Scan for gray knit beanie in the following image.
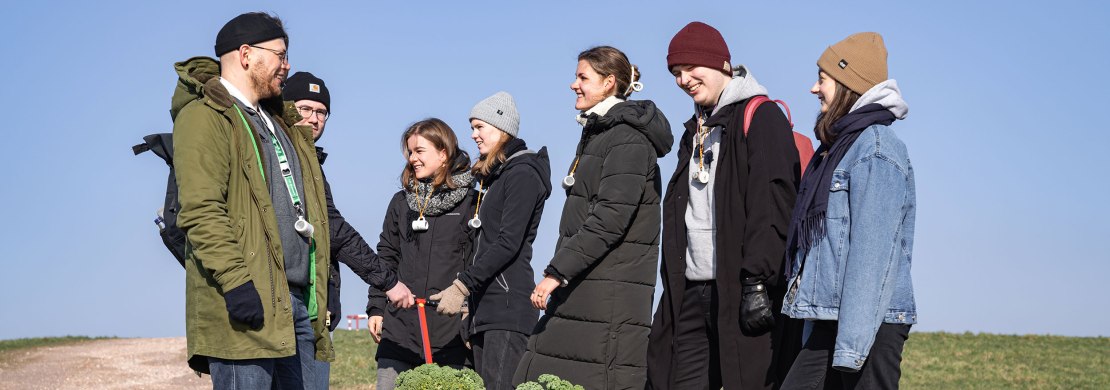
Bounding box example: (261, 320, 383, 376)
(469, 91, 520, 137)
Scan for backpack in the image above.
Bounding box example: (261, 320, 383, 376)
(133, 133, 187, 268)
(743, 96, 815, 177)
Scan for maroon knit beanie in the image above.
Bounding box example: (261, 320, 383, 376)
(667, 22, 731, 74)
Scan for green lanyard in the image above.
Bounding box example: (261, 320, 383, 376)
(234, 105, 304, 217)
(234, 105, 319, 321)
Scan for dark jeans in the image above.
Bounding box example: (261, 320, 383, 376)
(669, 280, 722, 390)
(472, 330, 529, 390)
(209, 290, 327, 389)
(781, 321, 910, 390)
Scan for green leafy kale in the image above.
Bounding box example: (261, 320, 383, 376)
(395, 363, 484, 389)
(515, 374, 585, 390)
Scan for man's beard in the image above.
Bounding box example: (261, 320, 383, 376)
(249, 66, 283, 100)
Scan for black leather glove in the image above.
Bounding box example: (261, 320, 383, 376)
(224, 281, 264, 329)
(739, 277, 774, 334)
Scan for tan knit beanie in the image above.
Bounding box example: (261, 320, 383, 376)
(817, 32, 888, 95)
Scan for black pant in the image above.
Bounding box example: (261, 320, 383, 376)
(781, 321, 910, 390)
(471, 330, 528, 390)
(669, 280, 722, 390)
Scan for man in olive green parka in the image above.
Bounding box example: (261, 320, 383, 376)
(172, 12, 332, 388)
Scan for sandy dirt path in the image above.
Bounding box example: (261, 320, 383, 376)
(0, 338, 209, 390)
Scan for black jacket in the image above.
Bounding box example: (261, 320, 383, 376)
(317, 147, 399, 326)
(368, 185, 476, 357)
(458, 138, 551, 337)
(646, 99, 802, 389)
(514, 100, 673, 389)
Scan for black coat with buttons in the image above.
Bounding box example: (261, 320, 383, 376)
(646, 98, 803, 389)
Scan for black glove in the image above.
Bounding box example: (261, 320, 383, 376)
(327, 281, 341, 331)
(224, 281, 264, 329)
(739, 277, 774, 334)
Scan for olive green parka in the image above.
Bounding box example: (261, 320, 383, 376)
(171, 56, 332, 373)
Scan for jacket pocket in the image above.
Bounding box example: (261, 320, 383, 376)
(826, 170, 851, 219)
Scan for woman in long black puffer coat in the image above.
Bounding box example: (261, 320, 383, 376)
(513, 46, 673, 390)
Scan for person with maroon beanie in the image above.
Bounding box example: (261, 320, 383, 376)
(647, 21, 804, 389)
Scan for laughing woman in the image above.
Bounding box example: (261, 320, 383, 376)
(513, 46, 673, 389)
(780, 33, 916, 389)
(430, 92, 552, 390)
(368, 118, 476, 390)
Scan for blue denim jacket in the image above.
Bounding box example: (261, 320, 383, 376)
(781, 124, 917, 372)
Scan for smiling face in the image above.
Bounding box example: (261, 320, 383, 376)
(470, 119, 504, 156)
(570, 60, 615, 111)
(671, 64, 730, 108)
(811, 70, 838, 113)
(406, 134, 448, 180)
(246, 38, 290, 100)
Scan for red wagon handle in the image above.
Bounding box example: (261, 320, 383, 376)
(415, 298, 434, 364)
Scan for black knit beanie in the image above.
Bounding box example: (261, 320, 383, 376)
(283, 72, 330, 111)
(214, 12, 288, 57)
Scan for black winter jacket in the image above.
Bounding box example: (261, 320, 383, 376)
(514, 100, 673, 390)
(646, 98, 802, 389)
(368, 184, 476, 358)
(458, 138, 551, 337)
(317, 147, 399, 327)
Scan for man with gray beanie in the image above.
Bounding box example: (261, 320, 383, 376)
(173, 12, 332, 388)
(283, 71, 417, 387)
(429, 91, 550, 390)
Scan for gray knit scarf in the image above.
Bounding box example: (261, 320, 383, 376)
(405, 170, 474, 216)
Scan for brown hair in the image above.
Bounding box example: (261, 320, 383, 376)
(814, 79, 861, 145)
(400, 118, 469, 190)
(471, 132, 517, 178)
(578, 46, 641, 99)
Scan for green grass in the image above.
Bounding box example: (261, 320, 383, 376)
(326, 330, 1110, 389)
(901, 332, 1109, 389)
(4, 332, 1104, 389)
(0, 336, 112, 354)
(0, 336, 115, 365)
(330, 329, 381, 389)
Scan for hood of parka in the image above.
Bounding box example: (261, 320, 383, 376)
(169, 56, 302, 127)
(584, 100, 674, 158)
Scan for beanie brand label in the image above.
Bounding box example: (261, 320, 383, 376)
(309, 83, 321, 93)
(838, 59, 848, 69)
(496, 109, 503, 115)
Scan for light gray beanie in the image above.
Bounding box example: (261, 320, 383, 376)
(469, 91, 520, 137)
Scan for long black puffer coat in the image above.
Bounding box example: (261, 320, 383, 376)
(514, 100, 673, 390)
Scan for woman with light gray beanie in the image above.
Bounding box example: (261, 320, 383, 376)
(428, 92, 552, 390)
(780, 32, 916, 389)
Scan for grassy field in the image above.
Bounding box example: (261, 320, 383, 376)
(0, 336, 112, 354)
(328, 330, 1110, 389)
(2, 332, 1105, 388)
(901, 332, 1109, 389)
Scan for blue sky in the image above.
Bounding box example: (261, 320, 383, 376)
(1, 1, 1107, 340)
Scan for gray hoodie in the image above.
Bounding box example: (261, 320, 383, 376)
(684, 65, 769, 281)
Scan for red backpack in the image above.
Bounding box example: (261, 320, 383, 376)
(743, 96, 815, 177)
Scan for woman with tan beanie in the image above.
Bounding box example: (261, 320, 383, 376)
(780, 32, 916, 389)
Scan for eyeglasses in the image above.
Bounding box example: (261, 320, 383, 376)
(249, 45, 289, 64)
(296, 105, 330, 121)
